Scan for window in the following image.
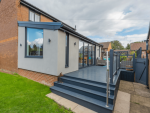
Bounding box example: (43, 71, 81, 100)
(65, 33, 69, 67)
(26, 28, 43, 58)
(29, 11, 40, 22)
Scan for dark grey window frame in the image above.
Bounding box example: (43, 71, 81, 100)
(99, 46, 100, 57)
(25, 27, 43, 58)
(65, 33, 69, 68)
(29, 10, 41, 22)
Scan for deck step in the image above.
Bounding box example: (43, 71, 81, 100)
(63, 75, 116, 87)
(61, 76, 115, 95)
(54, 82, 114, 104)
(50, 86, 114, 113)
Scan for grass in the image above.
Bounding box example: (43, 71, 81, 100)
(0, 72, 72, 113)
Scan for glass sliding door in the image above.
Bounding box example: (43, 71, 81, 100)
(79, 40, 84, 68)
(79, 40, 96, 68)
(88, 44, 92, 66)
(84, 42, 88, 67)
(91, 44, 95, 65)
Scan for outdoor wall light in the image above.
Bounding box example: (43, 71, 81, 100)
(48, 39, 51, 42)
(20, 44, 22, 46)
(74, 42, 76, 45)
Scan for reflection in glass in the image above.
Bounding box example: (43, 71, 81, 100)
(35, 14, 40, 22)
(92, 45, 95, 65)
(26, 28, 43, 56)
(84, 42, 88, 67)
(89, 44, 92, 66)
(79, 40, 84, 68)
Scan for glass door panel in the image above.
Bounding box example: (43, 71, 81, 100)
(91, 45, 95, 65)
(88, 44, 92, 66)
(84, 42, 88, 67)
(79, 40, 84, 68)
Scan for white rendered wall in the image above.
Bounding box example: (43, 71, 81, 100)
(96, 46, 100, 59)
(18, 27, 58, 75)
(57, 30, 79, 75)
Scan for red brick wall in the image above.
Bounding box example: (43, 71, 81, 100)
(0, 0, 57, 85)
(18, 69, 58, 86)
(0, 0, 19, 72)
(17, 4, 29, 21)
(41, 15, 53, 22)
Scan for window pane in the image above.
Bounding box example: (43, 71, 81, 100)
(79, 40, 84, 68)
(65, 33, 69, 67)
(30, 11, 34, 21)
(84, 42, 88, 67)
(35, 14, 40, 22)
(91, 45, 95, 65)
(89, 44, 92, 66)
(26, 28, 43, 57)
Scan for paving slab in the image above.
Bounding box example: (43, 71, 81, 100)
(133, 83, 150, 93)
(117, 91, 130, 102)
(120, 80, 133, 86)
(46, 93, 97, 112)
(114, 91, 130, 113)
(119, 83, 134, 91)
(73, 105, 97, 113)
(130, 103, 150, 113)
(57, 98, 78, 110)
(135, 89, 150, 98)
(131, 94, 150, 108)
(119, 88, 135, 95)
(46, 93, 63, 102)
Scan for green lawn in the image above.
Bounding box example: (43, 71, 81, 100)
(0, 72, 72, 113)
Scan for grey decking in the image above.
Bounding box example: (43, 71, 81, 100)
(65, 66, 107, 83)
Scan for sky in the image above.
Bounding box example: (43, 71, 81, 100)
(26, 0, 150, 47)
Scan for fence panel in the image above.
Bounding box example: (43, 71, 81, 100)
(137, 47, 142, 58)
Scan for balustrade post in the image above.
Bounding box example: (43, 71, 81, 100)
(110, 49, 113, 84)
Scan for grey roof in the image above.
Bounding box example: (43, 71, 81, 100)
(18, 21, 63, 30)
(99, 42, 110, 48)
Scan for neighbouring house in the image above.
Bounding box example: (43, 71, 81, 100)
(99, 42, 112, 59)
(0, 0, 103, 86)
(99, 42, 112, 52)
(130, 42, 146, 58)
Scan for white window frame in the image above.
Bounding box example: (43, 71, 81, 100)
(29, 10, 40, 22)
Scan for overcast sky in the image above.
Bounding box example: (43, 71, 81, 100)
(26, 0, 150, 47)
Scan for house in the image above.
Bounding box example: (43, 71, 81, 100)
(99, 42, 112, 59)
(99, 42, 112, 52)
(0, 0, 103, 86)
(130, 42, 146, 58)
(0, 1, 122, 112)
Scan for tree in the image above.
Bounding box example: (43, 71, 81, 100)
(126, 43, 130, 50)
(111, 40, 124, 50)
